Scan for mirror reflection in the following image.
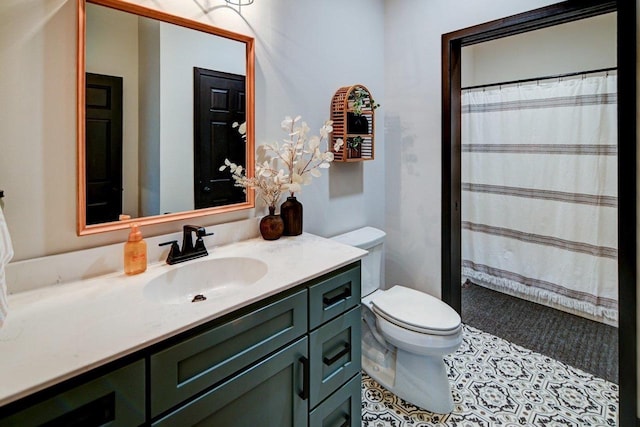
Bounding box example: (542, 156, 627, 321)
(79, 0, 254, 233)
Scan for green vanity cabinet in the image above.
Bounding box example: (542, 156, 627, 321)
(153, 337, 309, 427)
(308, 265, 361, 330)
(309, 373, 362, 427)
(0, 360, 145, 427)
(309, 307, 361, 408)
(306, 262, 362, 427)
(152, 262, 363, 427)
(0, 261, 362, 427)
(150, 289, 308, 418)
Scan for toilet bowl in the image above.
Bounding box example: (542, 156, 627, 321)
(366, 286, 462, 356)
(331, 227, 462, 413)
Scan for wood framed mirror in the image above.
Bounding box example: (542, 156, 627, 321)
(77, 0, 255, 235)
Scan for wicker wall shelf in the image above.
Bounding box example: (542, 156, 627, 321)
(330, 84, 375, 162)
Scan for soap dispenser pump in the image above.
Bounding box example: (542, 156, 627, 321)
(124, 223, 147, 275)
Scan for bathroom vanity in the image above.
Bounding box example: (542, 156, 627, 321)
(0, 234, 365, 426)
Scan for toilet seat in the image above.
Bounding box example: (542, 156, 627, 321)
(371, 286, 461, 336)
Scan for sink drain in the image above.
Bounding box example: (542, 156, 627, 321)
(191, 294, 207, 303)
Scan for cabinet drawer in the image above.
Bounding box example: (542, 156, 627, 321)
(309, 263, 360, 330)
(0, 360, 145, 427)
(150, 289, 307, 417)
(309, 306, 361, 408)
(153, 338, 309, 427)
(309, 373, 361, 427)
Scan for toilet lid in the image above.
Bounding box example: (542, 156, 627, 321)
(371, 286, 461, 335)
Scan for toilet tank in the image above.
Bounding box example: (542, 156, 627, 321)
(331, 227, 386, 297)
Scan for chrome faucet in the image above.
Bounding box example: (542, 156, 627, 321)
(159, 225, 214, 265)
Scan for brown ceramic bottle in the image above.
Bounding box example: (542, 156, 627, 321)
(280, 196, 303, 236)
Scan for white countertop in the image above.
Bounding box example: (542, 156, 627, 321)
(0, 233, 366, 407)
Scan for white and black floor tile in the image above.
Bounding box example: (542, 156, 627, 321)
(361, 325, 618, 426)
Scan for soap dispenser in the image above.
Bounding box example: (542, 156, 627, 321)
(124, 223, 147, 275)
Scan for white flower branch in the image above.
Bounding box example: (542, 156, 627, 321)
(220, 116, 343, 208)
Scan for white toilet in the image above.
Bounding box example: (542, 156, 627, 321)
(331, 227, 462, 413)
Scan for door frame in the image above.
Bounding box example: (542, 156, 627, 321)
(440, 0, 636, 424)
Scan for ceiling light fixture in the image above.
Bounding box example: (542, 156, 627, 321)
(225, 0, 254, 5)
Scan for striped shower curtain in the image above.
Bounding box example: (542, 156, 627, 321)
(461, 73, 618, 325)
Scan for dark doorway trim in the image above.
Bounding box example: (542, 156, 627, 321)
(441, 1, 636, 425)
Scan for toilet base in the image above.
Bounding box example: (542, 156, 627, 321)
(396, 350, 454, 413)
(363, 348, 455, 414)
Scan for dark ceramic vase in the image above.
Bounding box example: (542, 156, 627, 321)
(347, 112, 369, 134)
(259, 206, 284, 240)
(280, 196, 303, 236)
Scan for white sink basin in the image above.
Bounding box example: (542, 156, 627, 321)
(143, 257, 268, 304)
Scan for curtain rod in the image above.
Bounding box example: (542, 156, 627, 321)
(461, 66, 617, 91)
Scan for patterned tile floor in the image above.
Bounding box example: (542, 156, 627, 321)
(361, 325, 618, 426)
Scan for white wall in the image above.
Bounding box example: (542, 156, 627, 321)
(250, 1, 385, 239)
(0, 0, 385, 261)
(462, 13, 616, 87)
(159, 22, 245, 214)
(138, 18, 161, 217)
(382, 0, 562, 298)
(85, 3, 140, 217)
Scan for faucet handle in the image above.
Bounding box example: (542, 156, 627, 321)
(194, 230, 214, 251)
(196, 229, 214, 238)
(159, 240, 181, 263)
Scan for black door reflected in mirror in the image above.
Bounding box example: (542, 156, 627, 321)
(85, 73, 124, 225)
(194, 68, 246, 209)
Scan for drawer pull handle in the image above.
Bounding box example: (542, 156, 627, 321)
(339, 415, 351, 427)
(299, 356, 310, 400)
(323, 287, 351, 307)
(323, 343, 351, 366)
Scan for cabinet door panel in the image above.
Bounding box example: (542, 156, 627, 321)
(310, 373, 361, 427)
(150, 289, 307, 417)
(309, 264, 360, 329)
(309, 306, 361, 408)
(153, 338, 308, 427)
(0, 361, 145, 427)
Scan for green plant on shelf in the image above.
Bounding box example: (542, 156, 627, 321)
(349, 87, 380, 115)
(348, 135, 363, 149)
